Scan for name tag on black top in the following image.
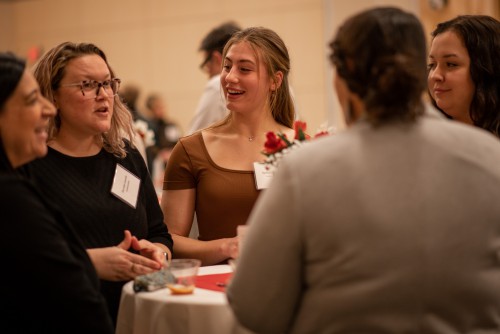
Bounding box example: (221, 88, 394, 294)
(111, 164, 141, 208)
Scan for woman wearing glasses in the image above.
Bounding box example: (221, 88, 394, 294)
(23, 42, 173, 325)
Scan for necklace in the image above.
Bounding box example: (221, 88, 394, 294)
(248, 135, 255, 142)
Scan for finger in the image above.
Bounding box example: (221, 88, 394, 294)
(139, 247, 166, 265)
(117, 230, 132, 250)
(130, 253, 162, 269)
(131, 264, 155, 276)
(152, 249, 167, 263)
(130, 236, 142, 251)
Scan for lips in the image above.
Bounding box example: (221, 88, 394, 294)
(95, 106, 109, 113)
(34, 125, 48, 140)
(227, 88, 244, 95)
(433, 87, 450, 95)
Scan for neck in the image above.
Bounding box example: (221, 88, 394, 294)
(3, 148, 24, 169)
(345, 95, 366, 126)
(228, 112, 283, 142)
(450, 110, 474, 125)
(49, 131, 102, 157)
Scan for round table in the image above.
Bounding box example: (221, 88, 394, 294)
(115, 265, 254, 334)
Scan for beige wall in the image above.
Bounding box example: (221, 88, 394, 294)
(1, 0, 498, 133)
(323, 0, 419, 130)
(420, 0, 499, 39)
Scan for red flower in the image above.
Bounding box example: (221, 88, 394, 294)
(262, 121, 333, 166)
(314, 130, 330, 138)
(293, 121, 310, 141)
(263, 131, 288, 155)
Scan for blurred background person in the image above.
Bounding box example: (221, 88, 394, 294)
(188, 21, 242, 134)
(119, 83, 154, 166)
(428, 15, 500, 137)
(25, 42, 173, 326)
(0, 51, 114, 333)
(144, 93, 182, 187)
(162, 27, 295, 265)
(228, 7, 500, 333)
(119, 83, 144, 122)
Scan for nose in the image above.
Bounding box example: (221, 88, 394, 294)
(224, 67, 239, 84)
(42, 96, 56, 117)
(429, 64, 444, 82)
(95, 83, 108, 100)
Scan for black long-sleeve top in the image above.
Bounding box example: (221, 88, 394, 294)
(23, 142, 173, 323)
(0, 142, 114, 333)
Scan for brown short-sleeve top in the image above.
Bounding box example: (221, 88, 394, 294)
(164, 132, 261, 241)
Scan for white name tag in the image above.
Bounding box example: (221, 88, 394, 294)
(111, 164, 141, 208)
(253, 162, 275, 190)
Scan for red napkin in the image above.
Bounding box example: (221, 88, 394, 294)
(195, 273, 232, 292)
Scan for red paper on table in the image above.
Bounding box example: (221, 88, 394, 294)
(195, 273, 232, 292)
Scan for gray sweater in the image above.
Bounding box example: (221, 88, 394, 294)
(228, 108, 500, 333)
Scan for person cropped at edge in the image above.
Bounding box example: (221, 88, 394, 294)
(162, 27, 296, 265)
(22, 42, 173, 325)
(227, 7, 500, 333)
(0, 52, 114, 333)
(187, 21, 242, 134)
(428, 15, 500, 137)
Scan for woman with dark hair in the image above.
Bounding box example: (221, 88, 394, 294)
(227, 7, 500, 333)
(428, 15, 500, 136)
(24, 42, 173, 324)
(0, 52, 114, 333)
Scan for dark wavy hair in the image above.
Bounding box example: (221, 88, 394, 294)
(329, 7, 427, 124)
(430, 15, 500, 137)
(200, 21, 242, 54)
(0, 52, 26, 112)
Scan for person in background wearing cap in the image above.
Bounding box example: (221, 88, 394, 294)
(188, 21, 242, 134)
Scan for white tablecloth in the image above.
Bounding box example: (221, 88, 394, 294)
(115, 265, 254, 334)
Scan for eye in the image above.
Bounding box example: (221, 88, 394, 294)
(427, 62, 435, 70)
(81, 81, 96, 90)
(26, 96, 38, 106)
(102, 80, 112, 88)
(446, 62, 457, 68)
(240, 67, 251, 72)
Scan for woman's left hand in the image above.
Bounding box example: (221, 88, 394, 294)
(130, 237, 169, 266)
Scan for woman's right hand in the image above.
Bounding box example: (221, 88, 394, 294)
(87, 230, 163, 281)
(220, 236, 240, 260)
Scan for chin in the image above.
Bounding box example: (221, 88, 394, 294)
(34, 145, 49, 159)
(97, 124, 112, 133)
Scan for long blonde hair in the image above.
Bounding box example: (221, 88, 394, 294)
(219, 27, 295, 128)
(33, 42, 134, 158)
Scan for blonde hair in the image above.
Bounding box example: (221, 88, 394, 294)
(220, 27, 295, 128)
(33, 42, 134, 158)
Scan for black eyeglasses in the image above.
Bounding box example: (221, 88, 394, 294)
(60, 78, 121, 100)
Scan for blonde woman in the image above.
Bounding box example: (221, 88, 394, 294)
(26, 42, 173, 324)
(162, 27, 295, 265)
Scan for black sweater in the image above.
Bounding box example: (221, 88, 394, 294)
(23, 143, 173, 323)
(0, 142, 114, 333)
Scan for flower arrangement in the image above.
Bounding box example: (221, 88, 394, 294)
(133, 119, 155, 147)
(262, 120, 332, 168)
